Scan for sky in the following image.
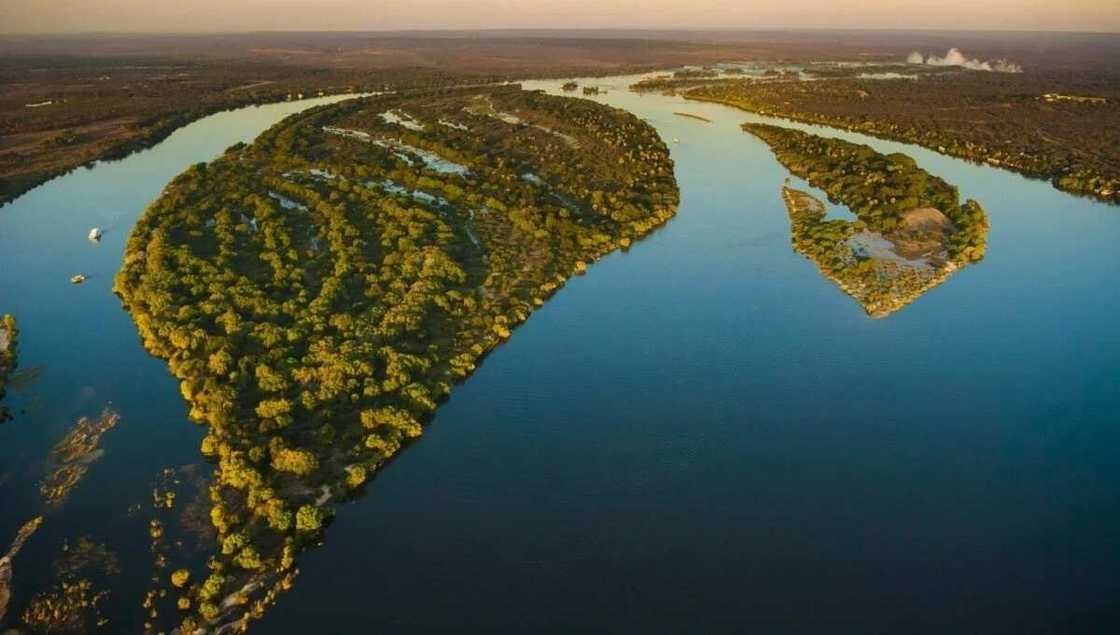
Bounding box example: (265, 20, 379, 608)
(3, 0, 1118, 34)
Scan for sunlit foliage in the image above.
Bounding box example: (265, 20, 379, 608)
(0, 314, 17, 422)
(114, 84, 678, 632)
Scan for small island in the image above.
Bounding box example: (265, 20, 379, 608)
(674, 68, 720, 79)
(673, 112, 712, 123)
(114, 84, 678, 632)
(0, 314, 17, 422)
(744, 124, 988, 317)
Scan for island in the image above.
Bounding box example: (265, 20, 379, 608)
(630, 75, 737, 94)
(673, 112, 712, 123)
(113, 84, 678, 632)
(674, 68, 720, 79)
(687, 73, 1120, 204)
(743, 124, 988, 317)
(0, 314, 17, 422)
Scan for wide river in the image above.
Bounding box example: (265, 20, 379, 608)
(1, 74, 1118, 633)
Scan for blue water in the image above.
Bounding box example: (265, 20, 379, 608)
(0, 94, 362, 628)
(3, 76, 1119, 634)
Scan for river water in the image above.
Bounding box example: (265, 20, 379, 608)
(2, 75, 1119, 633)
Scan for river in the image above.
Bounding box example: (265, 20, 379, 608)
(2, 75, 1119, 634)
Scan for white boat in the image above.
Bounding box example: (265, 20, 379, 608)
(70, 274, 86, 284)
(88, 227, 102, 241)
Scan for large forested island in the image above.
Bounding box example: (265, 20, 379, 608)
(688, 74, 1120, 204)
(743, 124, 988, 318)
(113, 84, 678, 632)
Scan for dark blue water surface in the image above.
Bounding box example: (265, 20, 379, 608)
(2, 75, 1119, 634)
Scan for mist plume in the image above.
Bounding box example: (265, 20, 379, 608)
(907, 48, 1022, 73)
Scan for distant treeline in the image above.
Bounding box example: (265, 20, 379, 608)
(689, 73, 1120, 203)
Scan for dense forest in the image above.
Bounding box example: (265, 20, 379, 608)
(6, 30, 1118, 207)
(113, 84, 678, 632)
(630, 75, 730, 94)
(689, 72, 1120, 203)
(0, 59, 499, 206)
(0, 31, 818, 207)
(744, 124, 988, 317)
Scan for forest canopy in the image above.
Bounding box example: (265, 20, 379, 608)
(689, 75, 1120, 204)
(113, 84, 678, 632)
(743, 123, 988, 317)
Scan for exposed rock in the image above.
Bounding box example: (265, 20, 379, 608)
(0, 517, 44, 624)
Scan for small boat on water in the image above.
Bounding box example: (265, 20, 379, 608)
(88, 227, 102, 241)
(70, 274, 86, 284)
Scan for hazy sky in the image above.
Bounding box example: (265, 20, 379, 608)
(3, 0, 1118, 34)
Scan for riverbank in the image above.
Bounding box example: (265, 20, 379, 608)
(0, 32, 807, 208)
(111, 85, 679, 633)
(743, 118, 987, 318)
(0, 314, 16, 421)
(683, 80, 1120, 205)
(3, 67, 1120, 635)
(781, 187, 960, 318)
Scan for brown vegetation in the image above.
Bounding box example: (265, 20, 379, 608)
(5, 30, 1116, 206)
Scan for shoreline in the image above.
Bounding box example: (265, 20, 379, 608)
(0, 63, 687, 209)
(780, 186, 963, 319)
(686, 93, 1119, 206)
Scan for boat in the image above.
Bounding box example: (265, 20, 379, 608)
(88, 227, 102, 241)
(70, 274, 86, 284)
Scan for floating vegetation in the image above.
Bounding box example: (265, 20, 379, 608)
(17, 537, 118, 633)
(745, 123, 988, 317)
(40, 408, 120, 506)
(7, 365, 44, 392)
(2, 411, 121, 631)
(0, 314, 17, 422)
(114, 84, 678, 632)
(54, 537, 122, 580)
(21, 578, 110, 633)
(137, 464, 225, 632)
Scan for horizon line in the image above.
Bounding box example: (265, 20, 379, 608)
(3, 26, 1119, 37)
